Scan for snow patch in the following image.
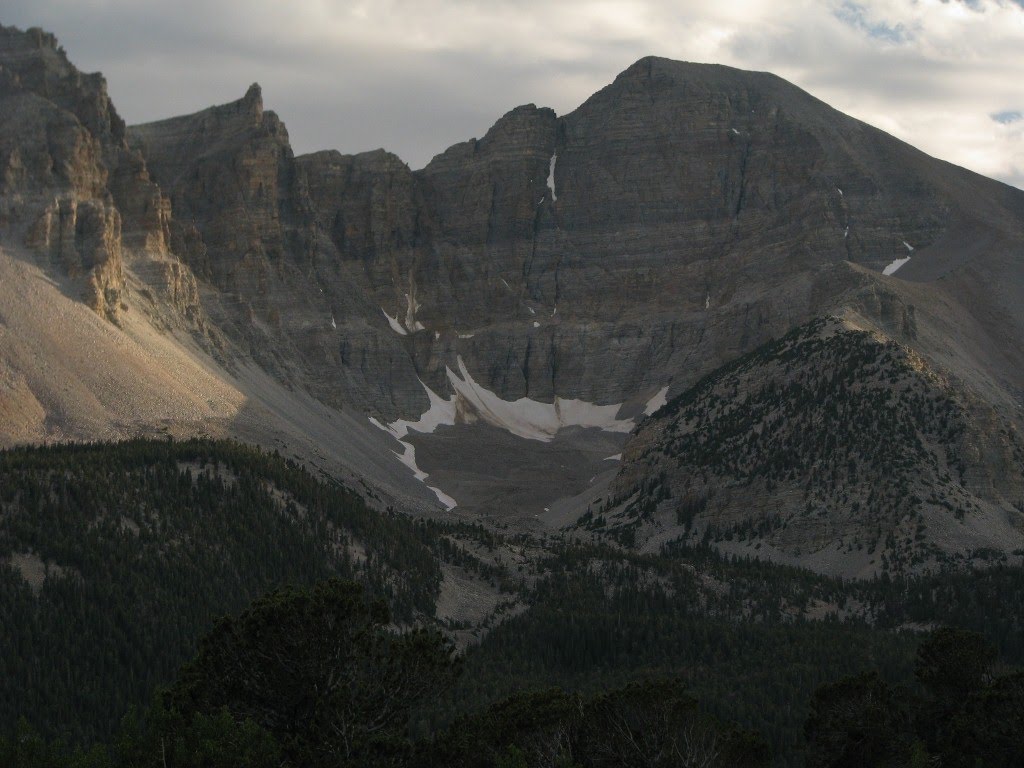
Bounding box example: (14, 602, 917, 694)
(385, 433, 457, 510)
(445, 356, 633, 442)
(731, 128, 739, 135)
(372, 360, 672, 506)
(643, 386, 670, 417)
(844, 226, 849, 238)
(837, 188, 844, 196)
(330, 315, 337, 330)
(902, 240, 915, 252)
(532, 321, 540, 328)
(428, 486, 457, 510)
(604, 454, 622, 461)
(369, 381, 459, 509)
(458, 332, 475, 339)
(883, 256, 912, 276)
(527, 306, 535, 315)
(381, 308, 408, 336)
(392, 440, 427, 481)
(386, 382, 457, 440)
(704, 294, 710, 310)
(546, 152, 558, 201)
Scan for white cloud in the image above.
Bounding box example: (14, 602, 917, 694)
(3, 0, 1022, 187)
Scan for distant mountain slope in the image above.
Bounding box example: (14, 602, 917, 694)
(126, 55, 1024, 418)
(123, 51, 1024, 519)
(601, 316, 1024, 576)
(2, 22, 1024, 528)
(0, 25, 441, 510)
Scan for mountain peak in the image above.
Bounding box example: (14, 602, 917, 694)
(611, 55, 788, 95)
(243, 82, 263, 113)
(0, 23, 60, 54)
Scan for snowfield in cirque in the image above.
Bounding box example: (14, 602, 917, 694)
(370, 356, 668, 509)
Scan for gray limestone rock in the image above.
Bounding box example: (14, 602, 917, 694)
(133, 55, 1024, 421)
(0, 24, 200, 321)
(3, 23, 1024, 562)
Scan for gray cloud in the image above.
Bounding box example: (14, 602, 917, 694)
(834, 1, 913, 43)
(2, 0, 1022, 188)
(992, 110, 1023, 124)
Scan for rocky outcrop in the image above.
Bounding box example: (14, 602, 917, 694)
(26, 196, 123, 318)
(0, 24, 200, 321)
(130, 83, 315, 287)
(129, 87, 370, 395)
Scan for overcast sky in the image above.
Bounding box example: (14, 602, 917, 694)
(4, 0, 1022, 187)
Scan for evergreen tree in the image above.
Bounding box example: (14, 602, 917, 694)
(168, 579, 457, 767)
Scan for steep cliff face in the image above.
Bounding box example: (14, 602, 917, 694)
(130, 84, 314, 288)
(397, 57, 1017, 407)
(119, 60, 965, 415)
(555, 58, 940, 272)
(296, 148, 438, 410)
(129, 95, 421, 406)
(0, 24, 197, 321)
(169, 57, 1024, 413)
(26, 196, 124, 319)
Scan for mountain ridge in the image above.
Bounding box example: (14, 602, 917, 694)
(2, 22, 1024, 570)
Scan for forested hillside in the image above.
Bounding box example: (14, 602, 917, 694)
(450, 542, 1024, 762)
(0, 439, 450, 741)
(5, 440, 1024, 766)
(608, 316, 1024, 575)
(4, 579, 1023, 767)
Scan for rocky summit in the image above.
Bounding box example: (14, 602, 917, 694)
(2, 23, 1024, 576)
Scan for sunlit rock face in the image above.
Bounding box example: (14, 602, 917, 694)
(0, 25, 206, 321)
